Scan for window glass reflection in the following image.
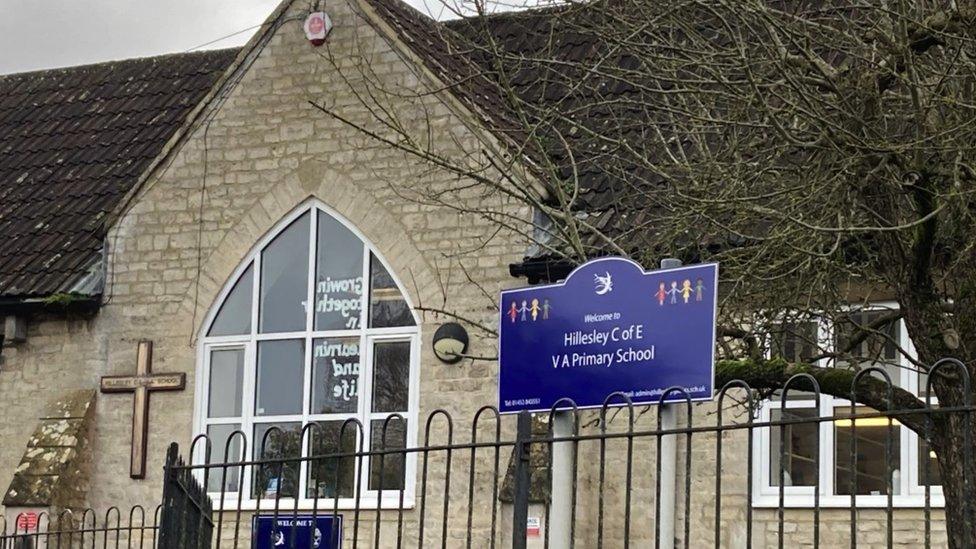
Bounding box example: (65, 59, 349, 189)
(315, 213, 364, 331)
(208, 348, 244, 418)
(372, 340, 410, 413)
(768, 321, 818, 363)
(369, 254, 414, 328)
(259, 213, 310, 333)
(769, 407, 818, 486)
(369, 419, 407, 491)
(311, 338, 360, 414)
(835, 310, 901, 384)
(253, 422, 302, 498)
(307, 421, 358, 498)
(256, 340, 305, 416)
(209, 264, 253, 336)
(833, 407, 901, 495)
(206, 424, 242, 493)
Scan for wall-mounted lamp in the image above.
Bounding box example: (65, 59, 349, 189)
(432, 322, 469, 364)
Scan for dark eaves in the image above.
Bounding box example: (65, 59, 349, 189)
(509, 256, 576, 285)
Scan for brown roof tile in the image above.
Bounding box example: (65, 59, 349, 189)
(364, 0, 663, 263)
(0, 48, 239, 298)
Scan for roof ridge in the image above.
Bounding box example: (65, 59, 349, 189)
(0, 47, 241, 80)
(441, 1, 579, 29)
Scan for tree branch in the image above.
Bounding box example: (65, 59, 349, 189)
(715, 358, 929, 434)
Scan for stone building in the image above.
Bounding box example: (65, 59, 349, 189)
(0, 0, 949, 546)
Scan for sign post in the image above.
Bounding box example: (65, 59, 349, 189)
(657, 257, 683, 549)
(498, 257, 717, 548)
(549, 411, 574, 548)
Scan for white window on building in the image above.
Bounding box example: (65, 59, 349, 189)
(195, 202, 420, 508)
(755, 305, 943, 507)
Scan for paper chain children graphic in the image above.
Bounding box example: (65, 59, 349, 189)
(508, 298, 552, 322)
(508, 275, 705, 324)
(656, 278, 706, 305)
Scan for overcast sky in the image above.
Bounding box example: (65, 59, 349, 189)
(0, 1, 295, 74)
(0, 0, 523, 75)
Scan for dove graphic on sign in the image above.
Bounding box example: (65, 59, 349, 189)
(594, 272, 613, 295)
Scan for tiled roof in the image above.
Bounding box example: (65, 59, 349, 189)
(365, 1, 663, 266)
(0, 48, 239, 298)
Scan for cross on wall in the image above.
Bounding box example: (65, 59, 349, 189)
(100, 341, 185, 479)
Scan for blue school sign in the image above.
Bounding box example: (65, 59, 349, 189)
(251, 515, 342, 549)
(498, 257, 718, 413)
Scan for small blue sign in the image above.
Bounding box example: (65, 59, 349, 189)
(251, 514, 342, 549)
(498, 257, 718, 413)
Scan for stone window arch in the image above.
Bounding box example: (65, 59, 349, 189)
(194, 200, 420, 507)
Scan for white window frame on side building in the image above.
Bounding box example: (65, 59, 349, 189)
(753, 302, 944, 508)
(192, 200, 421, 511)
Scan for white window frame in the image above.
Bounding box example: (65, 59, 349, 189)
(753, 302, 945, 508)
(192, 200, 421, 510)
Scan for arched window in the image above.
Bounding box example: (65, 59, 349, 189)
(196, 203, 419, 507)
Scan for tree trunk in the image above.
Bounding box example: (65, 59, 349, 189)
(934, 416, 976, 548)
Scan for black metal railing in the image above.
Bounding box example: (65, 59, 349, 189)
(0, 506, 161, 548)
(4, 365, 972, 548)
(161, 372, 971, 547)
(159, 442, 214, 549)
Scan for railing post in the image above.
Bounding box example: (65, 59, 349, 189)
(512, 411, 532, 549)
(158, 442, 180, 549)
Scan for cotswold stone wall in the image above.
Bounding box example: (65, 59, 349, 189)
(1, 0, 526, 529)
(0, 0, 951, 546)
(0, 316, 107, 518)
(88, 0, 529, 514)
(564, 403, 949, 548)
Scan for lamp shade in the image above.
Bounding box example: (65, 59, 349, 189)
(432, 322, 468, 364)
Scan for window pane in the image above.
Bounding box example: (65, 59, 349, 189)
(256, 340, 305, 416)
(259, 213, 310, 333)
(372, 340, 410, 413)
(306, 421, 358, 498)
(835, 310, 901, 383)
(769, 386, 819, 402)
(315, 212, 365, 331)
(767, 321, 820, 400)
(918, 437, 942, 486)
(311, 338, 360, 414)
(833, 407, 901, 495)
(209, 264, 253, 336)
(206, 424, 242, 492)
(253, 422, 302, 499)
(369, 419, 406, 491)
(769, 407, 818, 486)
(369, 254, 414, 328)
(768, 321, 818, 363)
(208, 348, 244, 418)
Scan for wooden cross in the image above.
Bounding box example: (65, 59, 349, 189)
(100, 341, 185, 479)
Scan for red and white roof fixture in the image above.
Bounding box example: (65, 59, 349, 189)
(304, 11, 333, 46)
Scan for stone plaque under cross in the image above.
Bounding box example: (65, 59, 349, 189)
(100, 340, 185, 479)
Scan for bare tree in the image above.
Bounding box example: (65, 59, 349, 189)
(310, 0, 976, 542)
